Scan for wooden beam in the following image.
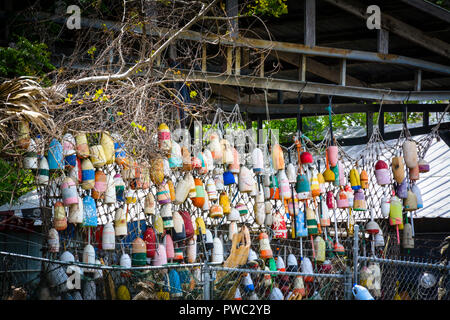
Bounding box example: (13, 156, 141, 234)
(226, 0, 239, 38)
(377, 29, 389, 54)
(226, 46, 233, 75)
(202, 43, 207, 72)
(399, 0, 450, 23)
(275, 51, 367, 87)
(304, 0, 316, 47)
(323, 0, 450, 58)
(260, 52, 265, 78)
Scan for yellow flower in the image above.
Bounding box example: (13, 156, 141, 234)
(117, 112, 124, 116)
(142, 126, 146, 132)
(77, 100, 84, 105)
(190, 90, 197, 99)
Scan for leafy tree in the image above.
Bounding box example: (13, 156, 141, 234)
(0, 158, 35, 206)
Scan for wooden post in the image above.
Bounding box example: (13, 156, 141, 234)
(202, 43, 207, 72)
(378, 110, 385, 138)
(298, 54, 306, 82)
(366, 112, 373, 138)
(226, 0, 239, 39)
(340, 59, 347, 86)
(304, 0, 316, 47)
(260, 52, 265, 78)
(415, 69, 422, 91)
(377, 29, 389, 54)
(235, 46, 241, 76)
(226, 46, 233, 75)
(242, 47, 249, 71)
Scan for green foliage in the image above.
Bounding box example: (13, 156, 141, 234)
(0, 35, 55, 85)
(0, 158, 35, 206)
(246, 0, 288, 18)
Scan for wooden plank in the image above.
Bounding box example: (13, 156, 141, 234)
(399, 0, 450, 23)
(275, 51, 367, 87)
(379, 110, 385, 138)
(260, 52, 265, 78)
(367, 112, 373, 138)
(377, 29, 389, 54)
(304, 0, 316, 47)
(323, 0, 450, 58)
(226, 0, 239, 38)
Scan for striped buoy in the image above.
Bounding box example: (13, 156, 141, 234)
(68, 196, 83, 224)
(296, 174, 311, 200)
(172, 211, 186, 241)
(68, 157, 82, 185)
(114, 174, 125, 202)
(310, 172, 320, 198)
(206, 178, 218, 200)
(81, 159, 95, 190)
(269, 175, 280, 200)
(92, 170, 107, 200)
(132, 237, 147, 266)
(160, 203, 174, 229)
(272, 211, 287, 239)
(111, 133, 126, 166)
(102, 223, 115, 251)
(186, 173, 196, 198)
(375, 160, 391, 185)
(62, 133, 76, 168)
(48, 228, 59, 253)
(158, 123, 171, 152)
(157, 182, 171, 205)
(320, 198, 330, 227)
(337, 188, 349, 208)
(202, 188, 211, 213)
(236, 203, 248, 216)
(306, 207, 319, 235)
(23, 139, 38, 169)
(89, 145, 106, 168)
(353, 189, 367, 211)
(53, 202, 67, 231)
(82, 196, 97, 227)
(48, 138, 64, 170)
(191, 178, 205, 208)
(259, 232, 273, 259)
(209, 204, 224, 219)
(252, 148, 264, 174)
(38, 157, 49, 185)
(349, 167, 361, 190)
(169, 140, 182, 169)
(418, 158, 430, 173)
(61, 177, 78, 206)
(75, 133, 90, 159)
(243, 273, 255, 293)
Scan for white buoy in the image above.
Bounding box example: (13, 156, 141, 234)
(212, 237, 224, 263)
(102, 222, 115, 251)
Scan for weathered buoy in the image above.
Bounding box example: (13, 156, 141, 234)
(150, 158, 165, 185)
(221, 139, 234, 165)
(212, 237, 224, 263)
(254, 191, 265, 225)
(68, 196, 83, 224)
(259, 232, 273, 259)
(114, 207, 127, 236)
(82, 196, 97, 227)
(164, 234, 175, 260)
(81, 159, 95, 190)
(337, 188, 349, 208)
(132, 237, 147, 266)
(102, 222, 115, 251)
(296, 173, 311, 200)
(161, 203, 174, 229)
(402, 140, 418, 169)
(326, 190, 335, 209)
(53, 202, 67, 231)
(409, 165, 420, 181)
(158, 123, 171, 152)
(411, 184, 423, 208)
(172, 211, 186, 241)
(38, 156, 49, 185)
(89, 145, 106, 168)
(48, 228, 59, 253)
(375, 160, 391, 186)
(92, 170, 107, 200)
(17, 120, 30, 150)
(114, 174, 125, 202)
(252, 148, 264, 174)
(239, 166, 254, 193)
(48, 138, 64, 170)
(219, 191, 231, 215)
(24, 138, 38, 169)
(327, 146, 338, 167)
(271, 144, 285, 171)
(61, 177, 78, 206)
(306, 207, 319, 235)
(186, 236, 197, 263)
(314, 236, 326, 263)
(157, 181, 171, 205)
(402, 223, 414, 249)
(278, 170, 291, 200)
(75, 133, 90, 159)
(209, 204, 224, 219)
(403, 190, 418, 211)
(349, 167, 361, 190)
(191, 178, 205, 208)
(418, 158, 430, 173)
(272, 211, 287, 239)
(353, 189, 367, 211)
(143, 227, 156, 259)
(360, 169, 369, 189)
(391, 156, 405, 184)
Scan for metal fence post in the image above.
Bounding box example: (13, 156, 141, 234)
(353, 224, 359, 286)
(202, 263, 211, 300)
(344, 267, 353, 300)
